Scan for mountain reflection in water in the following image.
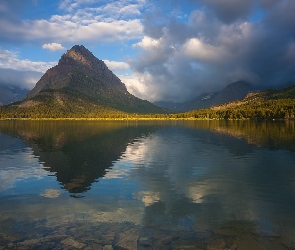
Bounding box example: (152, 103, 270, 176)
(0, 121, 162, 195)
(0, 120, 295, 249)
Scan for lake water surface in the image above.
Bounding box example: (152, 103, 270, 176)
(0, 120, 295, 249)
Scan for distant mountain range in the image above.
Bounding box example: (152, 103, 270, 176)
(154, 81, 255, 112)
(0, 45, 294, 119)
(0, 85, 28, 105)
(179, 84, 295, 120)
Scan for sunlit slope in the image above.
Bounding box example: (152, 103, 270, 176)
(177, 85, 295, 119)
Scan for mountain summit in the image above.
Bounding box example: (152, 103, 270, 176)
(26, 45, 165, 114)
(27, 45, 126, 98)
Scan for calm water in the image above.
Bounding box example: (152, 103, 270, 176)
(0, 120, 295, 249)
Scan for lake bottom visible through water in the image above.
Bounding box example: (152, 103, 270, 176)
(0, 120, 295, 249)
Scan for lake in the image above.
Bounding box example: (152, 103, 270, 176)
(0, 120, 295, 249)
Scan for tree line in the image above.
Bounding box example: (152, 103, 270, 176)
(0, 97, 295, 120)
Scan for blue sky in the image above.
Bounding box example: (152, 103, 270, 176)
(0, 0, 295, 102)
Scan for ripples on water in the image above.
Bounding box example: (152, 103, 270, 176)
(0, 120, 295, 249)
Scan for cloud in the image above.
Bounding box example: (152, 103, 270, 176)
(0, 68, 42, 89)
(0, 49, 56, 72)
(0, 49, 53, 89)
(127, 0, 295, 102)
(183, 38, 227, 63)
(0, 18, 143, 44)
(0, 0, 144, 44)
(42, 43, 66, 52)
(59, 0, 147, 19)
(103, 60, 130, 71)
(119, 74, 151, 100)
(40, 189, 61, 198)
(201, 0, 255, 24)
(0, 139, 46, 191)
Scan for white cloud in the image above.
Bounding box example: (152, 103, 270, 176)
(10, 19, 143, 43)
(42, 43, 66, 52)
(59, 0, 146, 19)
(0, 49, 54, 89)
(119, 73, 152, 101)
(183, 38, 227, 62)
(75, 20, 143, 41)
(0, 0, 145, 44)
(103, 60, 130, 71)
(133, 36, 161, 50)
(59, 0, 97, 12)
(133, 191, 160, 206)
(0, 147, 46, 192)
(0, 49, 56, 73)
(40, 189, 61, 198)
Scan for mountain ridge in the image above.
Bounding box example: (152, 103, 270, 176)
(0, 85, 28, 105)
(154, 81, 255, 112)
(177, 84, 295, 120)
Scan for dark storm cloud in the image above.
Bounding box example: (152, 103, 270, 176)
(264, 0, 295, 34)
(259, 0, 277, 8)
(131, 0, 295, 102)
(202, 0, 255, 24)
(247, 0, 295, 87)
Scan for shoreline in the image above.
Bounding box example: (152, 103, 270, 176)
(0, 117, 294, 121)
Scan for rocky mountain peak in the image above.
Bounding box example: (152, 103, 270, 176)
(23, 45, 166, 114)
(26, 45, 127, 99)
(59, 45, 105, 70)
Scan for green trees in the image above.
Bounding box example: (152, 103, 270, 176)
(0, 93, 294, 120)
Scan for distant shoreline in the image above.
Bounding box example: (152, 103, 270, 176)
(0, 117, 294, 121)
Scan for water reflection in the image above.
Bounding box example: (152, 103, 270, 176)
(0, 120, 295, 249)
(0, 121, 161, 195)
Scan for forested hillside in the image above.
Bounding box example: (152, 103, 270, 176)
(173, 85, 295, 120)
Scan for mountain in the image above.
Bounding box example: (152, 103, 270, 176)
(211, 81, 255, 106)
(179, 84, 295, 120)
(153, 101, 186, 112)
(0, 85, 28, 105)
(181, 92, 218, 111)
(244, 84, 295, 102)
(154, 93, 218, 112)
(24, 45, 166, 115)
(155, 81, 254, 112)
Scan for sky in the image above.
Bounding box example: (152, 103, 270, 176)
(0, 0, 295, 102)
